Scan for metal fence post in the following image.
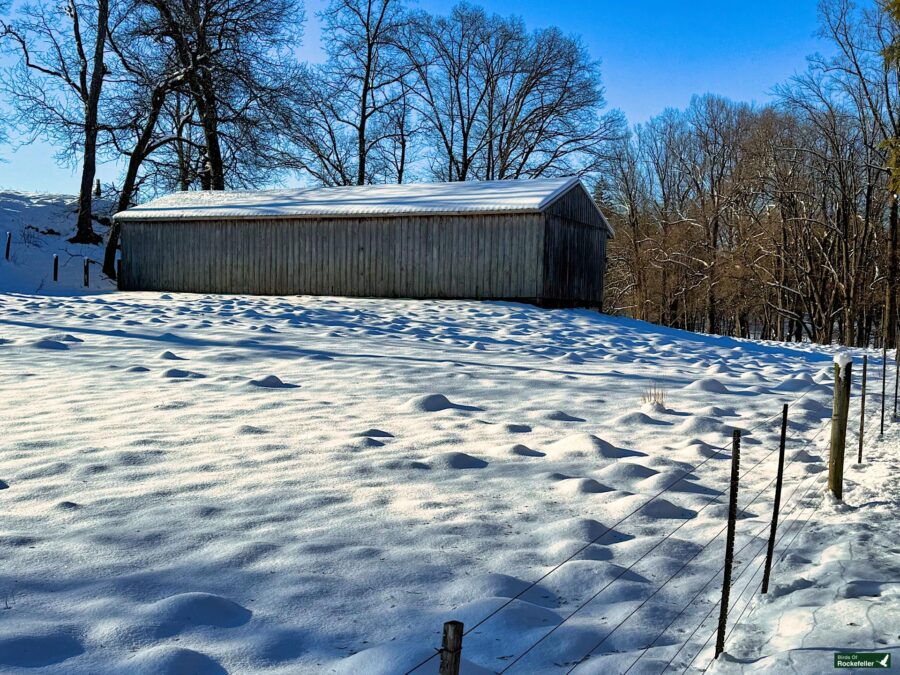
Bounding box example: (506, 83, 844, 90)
(715, 429, 742, 659)
(859, 354, 868, 463)
(762, 405, 788, 594)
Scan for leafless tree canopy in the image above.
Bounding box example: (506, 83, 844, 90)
(602, 0, 900, 348)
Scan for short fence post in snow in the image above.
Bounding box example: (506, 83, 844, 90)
(829, 355, 852, 501)
(439, 621, 463, 675)
(762, 405, 788, 594)
(4, 232, 10, 260)
(859, 354, 868, 464)
(53, 255, 59, 282)
(715, 429, 741, 659)
(83, 258, 90, 287)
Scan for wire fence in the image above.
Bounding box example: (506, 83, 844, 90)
(407, 350, 898, 675)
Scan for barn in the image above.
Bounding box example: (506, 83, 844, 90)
(114, 176, 613, 307)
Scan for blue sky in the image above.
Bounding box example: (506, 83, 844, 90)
(0, 0, 826, 193)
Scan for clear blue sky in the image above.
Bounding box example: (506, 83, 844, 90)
(0, 0, 827, 193)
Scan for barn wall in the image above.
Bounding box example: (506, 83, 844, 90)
(541, 185, 608, 307)
(119, 213, 546, 300)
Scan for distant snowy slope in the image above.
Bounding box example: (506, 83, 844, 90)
(0, 191, 114, 293)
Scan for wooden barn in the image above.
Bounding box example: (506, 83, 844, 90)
(114, 177, 613, 307)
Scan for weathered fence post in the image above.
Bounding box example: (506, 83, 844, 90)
(858, 354, 868, 464)
(83, 258, 90, 287)
(829, 355, 852, 501)
(4, 232, 10, 260)
(762, 405, 788, 594)
(439, 621, 463, 675)
(52, 255, 59, 282)
(715, 429, 741, 659)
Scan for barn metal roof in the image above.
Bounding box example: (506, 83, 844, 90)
(114, 177, 613, 234)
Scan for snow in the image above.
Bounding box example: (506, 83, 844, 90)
(711, 410, 900, 673)
(111, 177, 608, 228)
(0, 191, 114, 294)
(0, 191, 895, 674)
(834, 352, 853, 378)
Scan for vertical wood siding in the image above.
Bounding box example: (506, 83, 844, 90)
(119, 184, 608, 305)
(121, 213, 547, 300)
(541, 185, 608, 307)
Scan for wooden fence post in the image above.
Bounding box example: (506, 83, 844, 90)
(859, 354, 868, 464)
(439, 621, 463, 675)
(715, 429, 741, 659)
(83, 258, 90, 287)
(4, 232, 10, 260)
(762, 405, 788, 594)
(829, 355, 852, 501)
(53, 255, 59, 282)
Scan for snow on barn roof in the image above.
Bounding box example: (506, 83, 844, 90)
(114, 177, 613, 234)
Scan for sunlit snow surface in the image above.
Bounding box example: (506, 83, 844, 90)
(0, 290, 894, 674)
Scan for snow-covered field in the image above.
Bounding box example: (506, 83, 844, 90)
(0, 193, 896, 674)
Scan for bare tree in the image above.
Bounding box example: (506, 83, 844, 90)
(1, 0, 111, 243)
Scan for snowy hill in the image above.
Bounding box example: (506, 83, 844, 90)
(0, 191, 115, 293)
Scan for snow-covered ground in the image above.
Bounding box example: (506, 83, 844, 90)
(0, 191, 114, 293)
(714, 417, 900, 674)
(0, 193, 896, 674)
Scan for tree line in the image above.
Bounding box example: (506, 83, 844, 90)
(600, 0, 900, 348)
(0, 0, 621, 277)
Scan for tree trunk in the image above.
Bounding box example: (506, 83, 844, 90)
(103, 89, 166, 279)
(887, 195, 898, 349)
(69, 0, 108, 245)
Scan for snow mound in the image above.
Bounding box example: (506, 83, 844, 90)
(613, 411, 670, 426)
(123, 646, 226, 675)
(544, 410, 586, 422)
(161, 368, 205, 379)
(355, 428, 394, 438)
(30, 338, 69, 350)
(506, 443, 544, 457)
(774, 374, 817, 392)
(685, 377, 731, 393)
(536, 517, 632, 545)
(145, 592, 251, 636)
(127, 365, 150, 373)
(402, 393, 480, 412)
(441, 572, 556, 608)
(597, 461, 659, 483)
(429, 452, 488, 469)
(544, 433, 640, 460)
(503, 423, 532, 433)
(553, 351, 585, 364)
(248, 375, 299, 389)
(676, 415, 727, 436)
(159, 351, 186, 361)
(640, 498, 697, 519)
(0, 479, 8, 489)
(557, 477, 613, 495)
(0, 628, 84, 668)
(47, 333, 83, 343)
